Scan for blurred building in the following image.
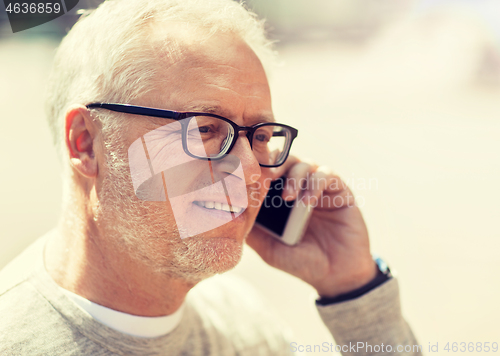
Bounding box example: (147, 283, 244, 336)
(1, 0, 411, 42)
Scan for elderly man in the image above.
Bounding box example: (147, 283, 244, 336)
(0, 0, 421, 355)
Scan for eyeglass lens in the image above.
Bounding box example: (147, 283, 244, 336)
(186, 116, 290, 166)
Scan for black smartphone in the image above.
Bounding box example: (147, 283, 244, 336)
(255, 176, 313, 246)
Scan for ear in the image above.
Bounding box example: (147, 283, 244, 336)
(65, 106, 99, 178)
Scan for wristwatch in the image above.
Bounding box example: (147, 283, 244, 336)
(316, 255, 393, 306)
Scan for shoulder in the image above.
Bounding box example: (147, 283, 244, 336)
(187, 273, 293, 355)
(0, 279, 86, 355)
(0, 234, 59, 354)
(0, 232, 109, 355)
(0, 233, 49, 295)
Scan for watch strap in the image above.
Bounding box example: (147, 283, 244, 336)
(316, 256, 392, 306)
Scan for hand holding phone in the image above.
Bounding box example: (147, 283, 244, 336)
(248, 161, 377, 300)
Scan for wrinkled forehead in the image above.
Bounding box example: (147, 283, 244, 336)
(140, 23, 272, 120)
(148, 23, 268, 82)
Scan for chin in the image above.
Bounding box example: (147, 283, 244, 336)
(153, 233, 244, 283)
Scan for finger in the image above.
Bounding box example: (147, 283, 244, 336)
(301, 168, 330, 206)
(302, 166, 347, 205)
(283, 161, 318, 200)
(268, 154, 300, 181)
(321, 168, 349, 194)
(311, 185, 357, 210)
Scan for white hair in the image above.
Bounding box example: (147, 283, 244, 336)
(45, 0, 276, 159)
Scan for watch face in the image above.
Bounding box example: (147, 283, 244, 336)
(373, 255, 391, 276)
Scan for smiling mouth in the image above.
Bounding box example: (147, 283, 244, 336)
(193, 201, 244, 214)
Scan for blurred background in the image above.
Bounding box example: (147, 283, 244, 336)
(1, 0, 500, 354)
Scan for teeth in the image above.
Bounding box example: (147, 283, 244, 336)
(230, 206, 242, 213)
(205, 201, 214, 209)
(195, 201, 243, 214)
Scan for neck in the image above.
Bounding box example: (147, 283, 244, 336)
(45, 215, 193, 317)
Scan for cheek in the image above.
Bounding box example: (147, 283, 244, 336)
(247, 175, 271, 213)
(259, 169, 273, 196)
(126, 123, 208, 203)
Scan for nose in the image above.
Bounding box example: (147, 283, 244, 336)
(223, 132, 261, 185)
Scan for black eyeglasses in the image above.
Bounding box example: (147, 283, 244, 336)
(86, 103, 298, 168)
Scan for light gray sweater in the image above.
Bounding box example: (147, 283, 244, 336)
(0, 234, 421, 355)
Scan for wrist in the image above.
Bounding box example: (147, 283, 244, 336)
(316, 256, 392, 305)
(315, 261, 378, 298)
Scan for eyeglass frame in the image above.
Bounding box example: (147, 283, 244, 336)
(86, 103, 298, 168)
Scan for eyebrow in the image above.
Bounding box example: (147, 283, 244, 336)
(182, 103, 224, 115)
(182, 103, 275, 124)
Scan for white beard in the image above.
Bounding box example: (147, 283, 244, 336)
(94, 121, 243, 284)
